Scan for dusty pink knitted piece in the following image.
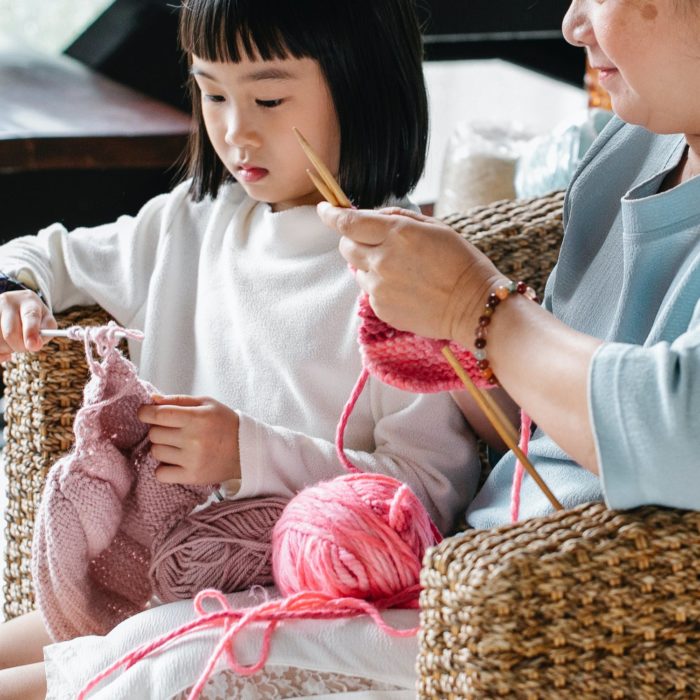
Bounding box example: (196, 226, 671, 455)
(31, 325, 214, 641)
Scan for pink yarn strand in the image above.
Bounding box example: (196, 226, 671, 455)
(76, 588, 419, 700)
(509, 409, 532, 522)
(335, 368, 370, 473)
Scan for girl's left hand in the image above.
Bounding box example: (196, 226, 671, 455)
(137, 394, 241, 485)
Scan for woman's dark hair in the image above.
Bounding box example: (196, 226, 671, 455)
(179, 0, 428, 208)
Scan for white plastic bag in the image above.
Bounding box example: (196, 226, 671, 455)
(435, 121, 534, 218)
(514, 108, 614, 198)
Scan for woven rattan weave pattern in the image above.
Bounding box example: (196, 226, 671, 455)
(418, 502, 700, 699)
(2, 306, 121, 619)
(441, 189, 565, 297)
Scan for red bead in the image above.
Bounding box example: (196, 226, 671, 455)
(477, 359, 490, 370)
(516, 281, 527, 294)
(475, 338, 486, 349)
(478, 315, 491, 327)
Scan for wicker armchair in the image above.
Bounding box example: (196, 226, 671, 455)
(3, 190, 698, 697)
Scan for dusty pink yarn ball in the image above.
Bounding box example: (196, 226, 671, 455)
(271, 473, 439, 602)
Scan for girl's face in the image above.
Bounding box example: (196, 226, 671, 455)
(191, 52, 340, 212)
(563, 0, 700, 135)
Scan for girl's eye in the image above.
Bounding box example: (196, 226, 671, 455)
(256, 98, 283, 108)
(203, 94, 225, 103)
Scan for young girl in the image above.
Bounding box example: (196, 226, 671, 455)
(320, 0, 700, 525)
(0, 1, 480, 698)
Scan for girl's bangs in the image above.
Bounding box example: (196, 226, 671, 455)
(180, 0, 311, 63)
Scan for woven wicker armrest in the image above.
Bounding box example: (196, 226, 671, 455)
(443, 190, 565, 298)
(418, 501, 700, 699)
(2, 305, 118, 619)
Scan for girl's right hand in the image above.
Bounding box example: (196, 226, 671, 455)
(0, 290, 57, 361)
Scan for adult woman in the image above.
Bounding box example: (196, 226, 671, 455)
(320, 0, 700, 527)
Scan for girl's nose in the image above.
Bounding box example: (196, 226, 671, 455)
(562, 0, 594, 49)
(224, 110, 260, 148)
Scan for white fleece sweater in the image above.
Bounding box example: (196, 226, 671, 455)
(0, 181, 479, 533)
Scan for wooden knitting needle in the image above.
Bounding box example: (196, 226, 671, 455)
(441, 346, 563, 511)
(306, 168, 339, 207)
(294, 127, 352, 208)
(294, 126, 562, 512)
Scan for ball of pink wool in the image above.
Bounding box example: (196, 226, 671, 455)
(271, 473, 439, 601)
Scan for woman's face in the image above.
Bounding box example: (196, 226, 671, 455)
(563, 0, 700, 135)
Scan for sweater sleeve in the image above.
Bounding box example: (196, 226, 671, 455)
(0, 186, 186, 323)
(224, 381, 480, 535)
(589, 307, 700, 510)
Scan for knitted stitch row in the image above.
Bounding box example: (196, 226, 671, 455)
(31, 324, 286, 641)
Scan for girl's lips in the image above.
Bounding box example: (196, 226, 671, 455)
(236, 166, 269, 183)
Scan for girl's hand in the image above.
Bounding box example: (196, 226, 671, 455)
(318, 203, 501, 344)
(0, 290, 57, 362)
(137, 394, 241, 485)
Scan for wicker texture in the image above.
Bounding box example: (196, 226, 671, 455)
(418, 502, 700, 699)
(2, 306, 118, 619)
(444, 190, 565, 297)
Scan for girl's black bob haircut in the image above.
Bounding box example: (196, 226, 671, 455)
(179, 0, 428, 209)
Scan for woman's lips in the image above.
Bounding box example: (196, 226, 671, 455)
(596, 67, 619, 84)
(236, 166, 269, 183)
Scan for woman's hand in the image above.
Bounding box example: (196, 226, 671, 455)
(0, 290, 57, 362)
(318, 203, 501, 344)
(137, 394, 241, 485)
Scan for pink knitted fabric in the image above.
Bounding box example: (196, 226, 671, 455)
(340, 293, 530, 522)
(32, 324, 214, 641)
(356, 293, 488, 392)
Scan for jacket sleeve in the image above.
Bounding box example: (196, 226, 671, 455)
(589, 304, 700, 510)
(0, 186, 186, 324)
(224, 380, 480, 536)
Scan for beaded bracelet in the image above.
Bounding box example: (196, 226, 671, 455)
(474, 279, 539, 386)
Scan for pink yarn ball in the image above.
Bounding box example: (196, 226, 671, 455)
(271, 473, 439, 602)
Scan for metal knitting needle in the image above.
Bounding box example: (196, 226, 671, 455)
(40, 329, 132, 340)
(295, 125, 562, 510)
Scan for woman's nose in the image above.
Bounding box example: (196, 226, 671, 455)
(562, 0, 594, 48)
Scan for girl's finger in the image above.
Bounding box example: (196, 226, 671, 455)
(151, 443, 183, 466)
(154, 464, 189, 485)
(152, 394, 204, 407)
(138, 402, 197, 427)
(148, 425, 184, 449)
(20, 303, 45, 352)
